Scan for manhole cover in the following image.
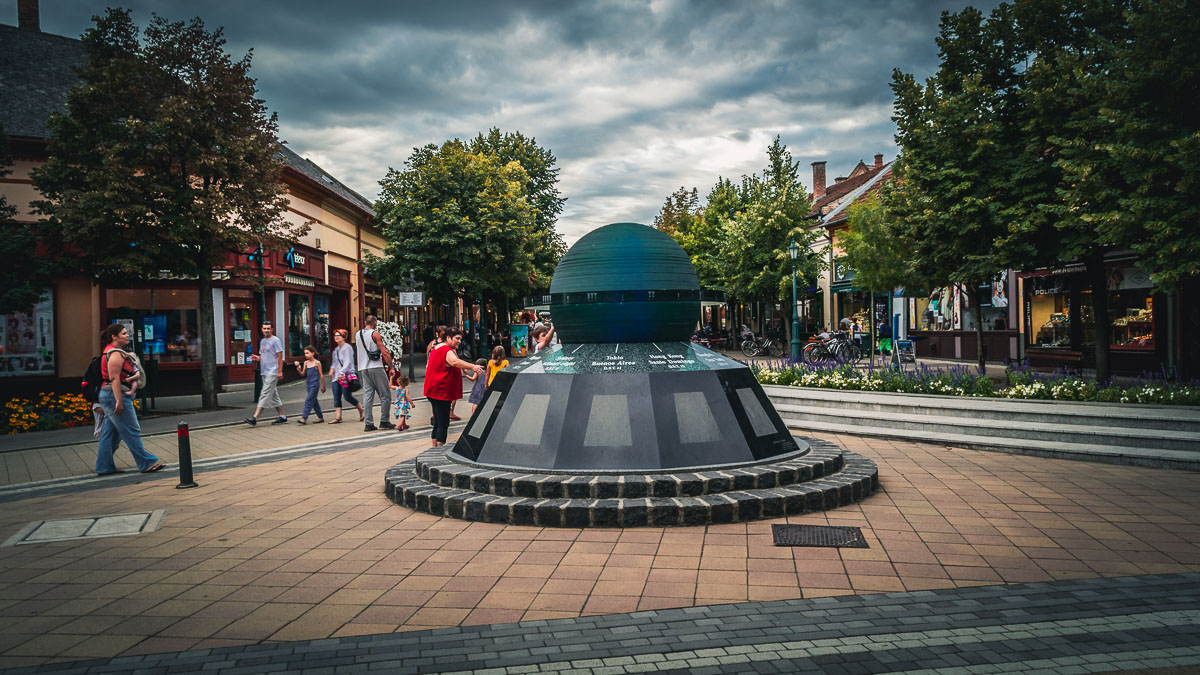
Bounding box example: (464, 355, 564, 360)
(2, 510, 165, 546)
(772, 524, 868, 548)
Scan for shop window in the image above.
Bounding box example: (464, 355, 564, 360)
(1, 292, 55, 377)
(287, 294, 311, 357)
(314, 295, 331, 354)
(836, 290, 870, 331)
(1110, 291, 1154, 349)
(910, 287, 955, 331)
(106, 288, 199, 363)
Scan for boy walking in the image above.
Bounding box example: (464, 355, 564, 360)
(245, 322, 287, 426)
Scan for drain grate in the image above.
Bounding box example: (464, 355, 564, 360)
(2, 510, 165, 546)
(772, 524, 869, 548)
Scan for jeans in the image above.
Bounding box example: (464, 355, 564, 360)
(360, 368, 392, 426)
(96, 388, 160, 473)
(429, 398, 451, 443)
(302, 378, 323, 420)
(332, 380, 359, 409)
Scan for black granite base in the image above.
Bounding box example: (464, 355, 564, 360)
(384, 437, 879, 527)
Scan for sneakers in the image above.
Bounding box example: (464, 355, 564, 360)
(364, 423, 377, 432)
(379, 421, 395, 429)
(244, 417, 257, 426)
(271, 416, 288, 425)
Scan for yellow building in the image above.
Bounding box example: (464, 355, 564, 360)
(0, 16, 407, 394)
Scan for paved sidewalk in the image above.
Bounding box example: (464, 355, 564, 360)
(0, 431, 1197, 670)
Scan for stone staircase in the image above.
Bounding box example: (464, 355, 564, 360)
(763, 386, 1200, 471)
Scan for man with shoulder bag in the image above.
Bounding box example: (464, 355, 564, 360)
(356, 315, 395, 431)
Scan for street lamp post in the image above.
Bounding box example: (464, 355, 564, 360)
(789, 241, 801, 362)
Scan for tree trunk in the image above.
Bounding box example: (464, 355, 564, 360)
(975, 284, 986, 373)
(1085, 251, 1112, 382)
(197, 255, 219, 410)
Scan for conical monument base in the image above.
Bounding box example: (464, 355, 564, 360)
(384, 342, 878, 526)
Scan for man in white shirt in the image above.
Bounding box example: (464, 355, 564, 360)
(245, 322, 287, 426)
(357, 315, 395, 431)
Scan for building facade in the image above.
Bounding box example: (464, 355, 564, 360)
(0, 16, 416, 395)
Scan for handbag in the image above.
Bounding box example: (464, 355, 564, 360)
(335, 349, 363, 392)
(359, 329, 382, 361)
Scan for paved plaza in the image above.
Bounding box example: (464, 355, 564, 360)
(0, 421, 1198, 673)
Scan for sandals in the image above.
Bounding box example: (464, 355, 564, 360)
(328, 418, 342, 424)
(141, 462, 166, 473)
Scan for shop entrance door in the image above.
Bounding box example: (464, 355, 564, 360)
(228, 301, 257, 383)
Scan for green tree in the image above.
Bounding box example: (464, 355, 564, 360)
(468, 128, 566, 293)
(893, 0, 1200, 380)
(718, 138, 820, 305)
(655, 139, 822, 339)
(653, 186, 701, 239)
(32, 9, 298, 409)
(370, 140, 538, 307)
(839, 186, 935, 354)
(0, 126, 56, 315)
(890, 4, 1029, 371)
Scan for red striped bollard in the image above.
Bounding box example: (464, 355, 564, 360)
(176, 422, 198, 489)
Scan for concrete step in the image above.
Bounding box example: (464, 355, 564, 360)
(773, 403, 1200, 453)
(780, 417, 1200, 471)
(763, 386, 1200, 433)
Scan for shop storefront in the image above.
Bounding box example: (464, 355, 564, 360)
(907, 273, 1018, 361)
(1019, 262, 1164, 373)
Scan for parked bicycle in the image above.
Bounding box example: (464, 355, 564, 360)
(739, 327, 785, 358)
(801, 330, 863, 365)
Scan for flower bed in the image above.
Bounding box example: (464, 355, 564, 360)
(2, 393, 94, 434)
(752, 360, 1200, 406)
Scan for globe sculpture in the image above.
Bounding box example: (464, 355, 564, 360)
(385, 223, 878, 526)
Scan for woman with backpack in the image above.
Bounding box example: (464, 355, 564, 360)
(95, 323, 165, 475)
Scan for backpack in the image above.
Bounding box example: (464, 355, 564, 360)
(81, 354, 107, 403)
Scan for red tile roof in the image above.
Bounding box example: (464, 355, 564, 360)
(808, 161, 891, 218)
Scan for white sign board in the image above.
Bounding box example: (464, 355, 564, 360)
(395, 292, 426, 307)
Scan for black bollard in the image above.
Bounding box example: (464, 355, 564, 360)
(176, 422, 198, 489)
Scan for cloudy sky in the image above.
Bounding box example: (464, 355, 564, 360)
(9, 0, 998, 244)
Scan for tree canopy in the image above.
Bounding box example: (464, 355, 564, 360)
(654, 137, 822, 304)
(369, 139, 541, 303)
(32, 9, 301, 407)
(468, 129, 567, 293)
(888, 0, 1200, 378)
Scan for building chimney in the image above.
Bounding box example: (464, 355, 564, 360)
(17, 0, 39, 31)
(874, 153, 884, 169)
(811, 161, 826, 200)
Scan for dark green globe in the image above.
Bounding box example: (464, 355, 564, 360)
(549, 223, 700, 343)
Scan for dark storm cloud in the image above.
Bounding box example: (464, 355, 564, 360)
(15, 0, 1001, 242)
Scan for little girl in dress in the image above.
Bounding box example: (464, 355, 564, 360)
(393, 372, 414, 431)
(466, 358, 488, 416)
